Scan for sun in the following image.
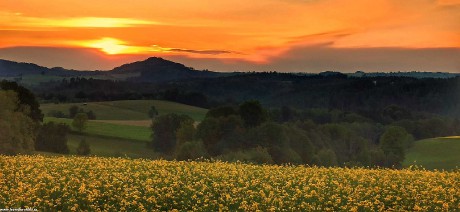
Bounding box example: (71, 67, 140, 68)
(86, 37, 128, 55)
(75, 37, 175, 55)
(80, 37, 169, 55)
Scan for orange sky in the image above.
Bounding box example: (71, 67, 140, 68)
(0, 0, 459, 72)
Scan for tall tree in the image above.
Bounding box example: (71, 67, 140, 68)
(0, 90, 36, 155)
(72, 113, 88, 133)
(150, 113, 193, 153)
(176, 119, 196, 146)
(379, 126, 413, 167)
(1, 80, 43, 122)
(239, 100, 266, 128)
(76, 139, 91, 155)
(205, 106, 238, 118)
(148, 106, 159, 119)
(35, 122, 70, 154)
(69, 105, 80, 118)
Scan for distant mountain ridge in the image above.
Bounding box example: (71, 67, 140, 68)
(0, 59, 95, 77)
(0, 59, 51, 76)
(0, 57, 222, 82)
(1, 57, 459, 81)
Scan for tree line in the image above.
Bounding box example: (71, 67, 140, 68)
(150, 101, 457, 168)
(32, 74, 460, 120)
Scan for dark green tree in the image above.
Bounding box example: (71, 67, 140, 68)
(284, 125, 315, 163)
(35, 122, 70, 154)
(86, 110, 96, 120)
(150, 113, 193, 153)
(239, 100, 266, 128)
(316, 149, 339, 166)
(196, 115, 245, 156)
(205, 106, 238, 118)
(69, 105, 80, 118)
(1, 80, 43, 122)
(174, 140, 209, 160)
(368, 148, 386, 167)
(176, 119, 196, 146)
(148, 106, 159, 119)
(0, 90, 36, 155)
(453, 118, 460, 135)
(382, 105, 412, 123)
(76, 139, 91, 155)
(379, 126, 413, 167)
(196, 117, 221, 155)
(248, 122, 288, 148)
(280, 106, 293, 123)
(72, 113, 88, 133)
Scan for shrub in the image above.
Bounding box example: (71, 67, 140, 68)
(174, 141, 209, 161)
(217, 147, 274, 164)
(76, 139, 91, 155)
(35, 122, 70, 154)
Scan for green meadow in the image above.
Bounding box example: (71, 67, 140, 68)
(66, 134, 157, 158)
(44, 117, 152, 141)
(403, 137, 460, 170)
(40, 100, 208, 158)
(40, 99, 208, 121)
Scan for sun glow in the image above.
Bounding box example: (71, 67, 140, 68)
(78, 38, 173, 55)
(85, 38, 129, 55)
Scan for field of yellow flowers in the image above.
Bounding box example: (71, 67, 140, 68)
(0, 155, 458, 211)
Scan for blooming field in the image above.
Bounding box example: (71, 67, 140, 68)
(0, 156, 458, 211)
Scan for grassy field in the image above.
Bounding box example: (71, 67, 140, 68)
(45, 117, 151, 141)
(403, 137, 460, 170)
(35, 134, 156, 159)
(66, 134, 157, 158)
(40, 100, 207, 121)
(1, 156, 458, 211)
(91, 119, 152, 127)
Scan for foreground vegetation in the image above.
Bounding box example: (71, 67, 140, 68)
(0, 155, 458, 211)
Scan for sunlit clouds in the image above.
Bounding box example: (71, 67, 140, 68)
(0, 13, 157, 29)
(0, 0, 459, 71)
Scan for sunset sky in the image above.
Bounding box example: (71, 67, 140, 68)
(0, 0, 459, 72)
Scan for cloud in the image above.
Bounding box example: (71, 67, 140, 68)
(168, 48, 235, 55)
(165, 45, 460, 73)
(0, 13, 158, 29)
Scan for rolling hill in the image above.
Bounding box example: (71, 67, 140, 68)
(111, 57, 220, 82)
(41, 100, 208, 158)
(0, 59, 98, 77)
